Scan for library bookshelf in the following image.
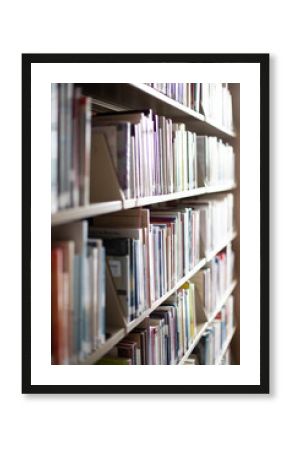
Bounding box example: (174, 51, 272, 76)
(84, 83, 236, 139)
(51, 83, 240, 366)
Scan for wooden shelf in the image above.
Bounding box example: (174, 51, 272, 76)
(215, 327, 236, 365)
(178, 280, 237, 364)
(80, 83, 236, 140)
(51, 201, 122, 226)
(205, 117, 236, 139)
(52, 184, 236, 226)
(131, 84, 236, 139)
(134, 184, 236, 208)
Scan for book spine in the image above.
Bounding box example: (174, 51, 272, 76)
(51, 248, 62, 364)
(79, 96, 91, 205)
(72, 87, 81, 207)
(66, 83, 74, 207)
(58, 84, 66, 209)
(51, 84, 58, 213)
(72, 254, 80, 362)
(62, 272, 70, 364)
(99, 246, 106, 344)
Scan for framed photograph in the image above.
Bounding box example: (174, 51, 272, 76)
(22, 53, 269, 394)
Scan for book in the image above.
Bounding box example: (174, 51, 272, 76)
(52, 221, 106, 364)
(51, 84, 92, 212)
(51, 247, 64, 364)
(51, 83, 58, 213)
(102, 237, 133, 322)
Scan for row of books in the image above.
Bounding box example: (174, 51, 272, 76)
(91, 195, 234, 314)
(197, 136, 235, 187)
(200, 83, 234, 131)
(145, 83, 234, 131)
(51, 88, 235, 212)
(90, 205, 200, 320)
(149, 206, 201, 299)
(51, 84, 92, 213)
(92, 111, 235, 200)
(146, 83, 200, 111)
(193, 243, 235, 316)
(51, 196, 235, 363)
(51, 222, 106, 364)
(176, 193, 234, 256)
(97, 279, 197, 365)
(96, 290, 235, 365)
(191, 295, 235, 364)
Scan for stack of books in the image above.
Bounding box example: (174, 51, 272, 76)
(51, 84, 92, 213)
(51, 221, 106, 364)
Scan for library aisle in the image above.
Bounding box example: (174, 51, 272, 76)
(51, 83, 240, 365)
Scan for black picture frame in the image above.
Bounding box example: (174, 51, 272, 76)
(22, 53, 269, 394)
